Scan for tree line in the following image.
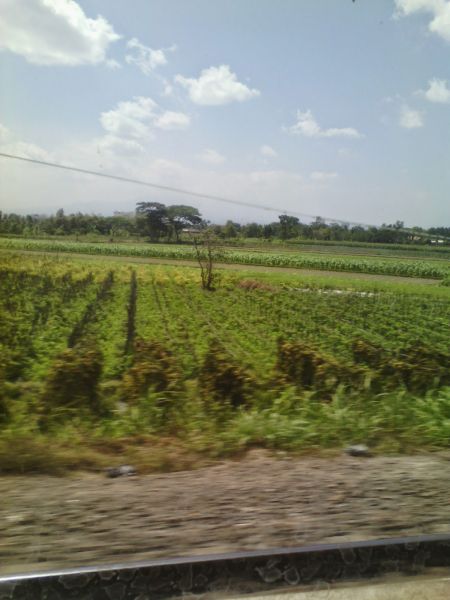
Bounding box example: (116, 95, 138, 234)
(214, 216, 449, 245)
(0, 204, 448, 245)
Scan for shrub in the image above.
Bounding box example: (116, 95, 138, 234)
(122, 339, 182, 402)
(392, 344, 450, 392)
(351, 339, 386, 369)
(275, 339, 364, 396)
(0, 397, 7, 423)
(0, 348, 10, 416)
(199, 341, 253, 411)
(360, 342, 450, 393)
(42, 339, 105, 419)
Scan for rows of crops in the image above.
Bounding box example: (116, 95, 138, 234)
(221, 235, 450, 253)
(1, 254, 450, 468)
(220, 241, 450, 261)
(0, 264, 97, 380)
(0, 237, 448, 279)
(1, 254, 449, 407)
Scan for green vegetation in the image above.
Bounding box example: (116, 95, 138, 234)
(0, 252, 449, 473)
(1, 236, 449, 279)
(223, 237, 450, 259)
(1, 206, 449, 247)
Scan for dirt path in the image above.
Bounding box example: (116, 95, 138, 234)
(0, 249, 439, 285)
(1, 450, 449, 575)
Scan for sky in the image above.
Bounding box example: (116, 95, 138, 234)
(0, 0, 450, 227)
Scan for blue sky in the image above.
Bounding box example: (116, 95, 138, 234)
(1, 0, 449, 227)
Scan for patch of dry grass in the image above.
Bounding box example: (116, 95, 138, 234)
(0, 433, 108, 475)
(236, 278, 276, 291)
(0, 433, 213, 476)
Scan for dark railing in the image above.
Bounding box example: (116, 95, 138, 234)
(1, 533, 450, 599)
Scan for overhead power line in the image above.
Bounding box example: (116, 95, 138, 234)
(0, 151, 448, 241)
(0, 151, 315, 217)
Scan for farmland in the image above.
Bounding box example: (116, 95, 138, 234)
(0, 236, 449, 279)
(0, 251, 449, 474)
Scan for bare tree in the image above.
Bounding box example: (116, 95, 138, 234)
(191, 229, 221, 291)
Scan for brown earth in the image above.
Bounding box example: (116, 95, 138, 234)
(1, 449, 450, 576)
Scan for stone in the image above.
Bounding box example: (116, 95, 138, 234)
(105, 465, 137, 478)
(345, 445, 371, 457)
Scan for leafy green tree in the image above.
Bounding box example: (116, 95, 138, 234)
(263, 223, 275, 239)
(279, 214, 300, 239)
(54, 208, 69, 235)
(223, 220, 239, 238)
(166, 205, 202, 241)
(136, 202, 168, 242)
(243, 222, 263, 238)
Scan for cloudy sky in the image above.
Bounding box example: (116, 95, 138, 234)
(1, 0, 450, 227)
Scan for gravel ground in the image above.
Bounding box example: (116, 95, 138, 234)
(1, 450, 450, 575)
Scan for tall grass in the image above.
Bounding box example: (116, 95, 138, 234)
(1, 386, 450, 474)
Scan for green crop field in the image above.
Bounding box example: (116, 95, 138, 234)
(1, 253, 449, 474)
(1, 236, 449, 279)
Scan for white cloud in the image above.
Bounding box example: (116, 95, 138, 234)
(311, 171, 338, 181)
(97, 97, 190, 156)
(99, 98, 190, 137)
(395, 0, 450, 43)
(125, 38, 169, 75)
(162, 82, 174, 97)
(106, 58, 121, 70)
(154, 111, 190, 130)
(399, 105, 424, 128)
(0, 122, 52, 160)
(197, 149, 226, 165)
(285, 109, 362, 139)
(421, 77, 450, 102)
(0, 0, 120, 66)
(96, 135, 144, 156)
(100, 97, 158, 140)
(175, 65, 260, 105)
(260, 144, 277, 157)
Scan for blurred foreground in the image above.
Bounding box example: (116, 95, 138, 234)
(227, 574, 450, 600)
(1, 449, 450, 575)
